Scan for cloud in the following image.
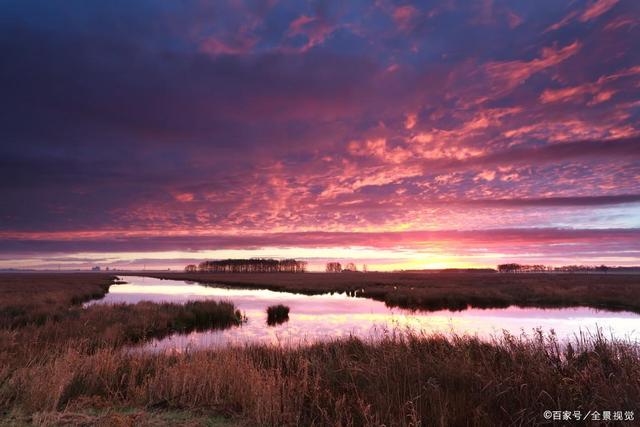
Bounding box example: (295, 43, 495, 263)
(580, 0, 619, 22)
(0, 0, 639, 266)
(285, 14, 338, 52)
(174, 192, 195, 203)
(484, 41, 581, 93)
(539, 65, 640, 105)
(475, 170, 496, 182)
(392, 5, 419, 31)
(450, 137, 640, 170)
(460, 194, 640, 207)
(1, 228, 638, 254)
(199, 35, 257, 56)
(546, 0, 619, 32)
(405, 113, 417, 130)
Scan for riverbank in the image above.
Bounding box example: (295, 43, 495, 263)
(143, 271, 640, 313)
(0, 273, 114, 328)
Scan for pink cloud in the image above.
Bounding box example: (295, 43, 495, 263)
(539, 84, 595, 104)
(580, 0, 619, 22)
(604, 16, 639, 31)
(506, 11, 523, 28)
(286, 15, 337, 52)
(174, 192, 195, 202)
(545, 11, 579, 33)
(475, 170, 496, 182)
(546, 0, 619, 32)
(405, 113, 417, 129)
(392, 5, 419, 31)
(484, 41, 581, 93)
(539, 65, 640, 105)
(348, 139, 413, 164)
(289, 15, 316, 33)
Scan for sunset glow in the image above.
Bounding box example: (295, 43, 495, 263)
(1, 0, 639, 270)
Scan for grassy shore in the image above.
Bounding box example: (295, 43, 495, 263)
(144, 271, 640, 313)
(2, 331, 639, 426)
(0, 273, 114, 328)
(1, 273, 639, 426)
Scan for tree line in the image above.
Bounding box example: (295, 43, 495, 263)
(325, 262, 367, 273)
(497, 264, 611, 273)
(185, 259, 307, 273)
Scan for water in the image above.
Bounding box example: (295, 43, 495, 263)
(87, 276, 640, 351)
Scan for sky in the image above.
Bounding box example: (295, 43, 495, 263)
(1, 0, 639, 271)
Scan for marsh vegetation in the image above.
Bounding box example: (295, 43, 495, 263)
(147, 271, 640, 313)
(266, 304, 290, 325)
(1, 273, 639, 426)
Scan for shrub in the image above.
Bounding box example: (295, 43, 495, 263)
(266, 304, 290, 325)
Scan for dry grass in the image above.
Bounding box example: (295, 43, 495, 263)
(1, 330, 638, 426)
(0, 300, 243, 361)
(0, 273, 113, 328)
(4, 408, 234, 427)
(0, 273, 243, 351)
(146, 271, 640, 313)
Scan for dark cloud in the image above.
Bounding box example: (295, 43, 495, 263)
(455, 194, 640, 207)
(1, 228, 639, 254)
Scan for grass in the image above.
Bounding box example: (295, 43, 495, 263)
(0, 273, 113, 328)
(4, 408, 236, 426)
(1, 273, 640, 426)
(0, 299, 244, 360)
(266, 304, 289, 326)
(1, 330, 638, 426)
(145, 271, 640, 313)
(0, 274, 244, 360)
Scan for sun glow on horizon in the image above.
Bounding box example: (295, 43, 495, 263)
(3, 242, 639, 272)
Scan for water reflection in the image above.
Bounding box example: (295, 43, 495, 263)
(87, 276, 640, 351)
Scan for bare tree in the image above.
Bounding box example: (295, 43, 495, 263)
(344, 262, 357, 272)
(326, 262, 342, 273)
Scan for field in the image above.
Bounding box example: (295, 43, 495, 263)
(145, 271, 640, 313)
(1, 272, 639, 426)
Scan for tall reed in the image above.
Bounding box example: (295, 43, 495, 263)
(2, 330, 638, 426)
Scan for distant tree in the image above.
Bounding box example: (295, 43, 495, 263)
(344, 262, 358, 272)
(519, 264, 546, 273)
(185, 264, 198, 273)
(195, 258, 306, 273)
(555, 265, 597, 273)
(326, 262, 342, 273)
(362, 264, 368, 273)
(596, 264, 610, 273)
(497, 263, 522, 273)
